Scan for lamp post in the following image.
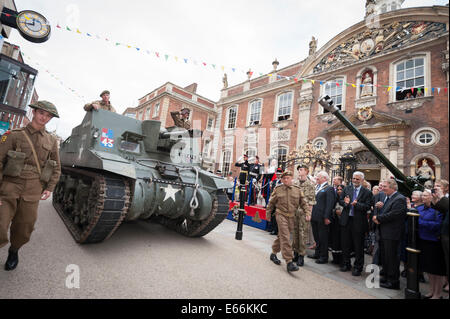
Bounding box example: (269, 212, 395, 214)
(235, 183, 246, 240)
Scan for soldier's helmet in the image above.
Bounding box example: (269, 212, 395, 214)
(180, 108, 190, 115)
(29, 101, 60, 118)
(100, 90, 110, 97)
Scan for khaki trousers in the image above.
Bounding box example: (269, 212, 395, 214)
(0, 178, 42, 250)
(272, 213, 294, 263)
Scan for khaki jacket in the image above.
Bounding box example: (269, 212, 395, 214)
(0, 124, 61, 192)
(84, 100, 116, 113)
(266, 184, 309, 219)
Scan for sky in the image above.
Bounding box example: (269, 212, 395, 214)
(6, 0, 448, 138)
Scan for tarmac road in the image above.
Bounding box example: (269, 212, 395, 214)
(1, 197, 378, 299)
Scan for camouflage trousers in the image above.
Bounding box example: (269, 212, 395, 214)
(292, 209, 308, 256)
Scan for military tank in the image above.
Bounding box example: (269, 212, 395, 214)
(52, 109, 232, 244)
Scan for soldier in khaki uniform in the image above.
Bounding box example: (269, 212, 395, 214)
(0, 101, 61, 271)
(84, 90, 117, 113)
(170, 108, 191, 130)
(266, 171, 309, 272)
(293, 164, 316, 266)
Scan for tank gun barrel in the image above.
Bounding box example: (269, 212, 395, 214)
(318, 95, 421, 196)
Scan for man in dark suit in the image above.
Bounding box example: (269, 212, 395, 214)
(308, 171, 336, 264)
(373, 178, 407, 290)
(339, 172, 373, 276)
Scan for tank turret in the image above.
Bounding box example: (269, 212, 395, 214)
(53, 110, 231, 244)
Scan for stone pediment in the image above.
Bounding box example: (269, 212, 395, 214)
(313, 20, 447, 74)
(326, 110, 409, 132)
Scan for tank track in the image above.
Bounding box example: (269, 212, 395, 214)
(52, 167, 131, 244)
(156, 190, 229, 237)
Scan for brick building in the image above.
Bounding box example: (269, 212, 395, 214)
(125, 82, 218, 171)
(1, 0, 39, 132)
(216, 2, 449, 184)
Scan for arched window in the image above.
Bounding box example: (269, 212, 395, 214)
(276, 92, 293, 121)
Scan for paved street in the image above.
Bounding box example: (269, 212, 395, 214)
(0, 197, 444, 299)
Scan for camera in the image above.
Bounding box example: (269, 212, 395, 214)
(431, 188, 436, 194)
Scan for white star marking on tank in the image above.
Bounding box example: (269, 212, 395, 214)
(162, 184, 179, 202)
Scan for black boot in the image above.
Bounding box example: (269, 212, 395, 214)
(287, 262, 299, 272)
(297, 255, 304, 267)
(5, 249, 19, 271)
(293, 251, 299, 263)
(270, 253, 281, 265)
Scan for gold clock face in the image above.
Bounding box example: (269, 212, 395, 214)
(16, 10, 51, 43)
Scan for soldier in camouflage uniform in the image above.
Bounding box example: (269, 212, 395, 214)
(293, 164, 316, 266)
(84, 90, 117, 113)
(267, 171, 309, 272)
(0, 101, 61, 271)
(170, 108, 191, 130)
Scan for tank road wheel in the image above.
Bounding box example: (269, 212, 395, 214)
(52, 167, 131, 244)
(158, 190, 229, 237)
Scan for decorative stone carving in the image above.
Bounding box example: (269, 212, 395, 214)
(222, 73, 228, 89)
(271, 129, 291, 143)
(360, 72, 373, 97)
(355, 150, 381, 165)
(313, 21, 446, 73)
(297, 95, 314, 111)
(224, 136, 234, 146)
(416, 159, 435, 181)
(357, 106, 374, 122)
(388, 96, 433, 111)
(317, 113, 337, 123)
(387, 139, 400, 150)
(309, 36, 317, 56)
(355, 96, 377, 109)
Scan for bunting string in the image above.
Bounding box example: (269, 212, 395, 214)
(3, 11, 447, 96)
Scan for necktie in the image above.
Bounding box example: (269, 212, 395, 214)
(350, 187, 358, 217)
(380, 196, 389, 215)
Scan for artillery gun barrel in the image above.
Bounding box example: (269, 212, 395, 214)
(318, 95, 414, 194)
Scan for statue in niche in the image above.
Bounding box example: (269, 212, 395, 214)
(222, 73, 228, 89)
(416, 159, 435, 181)
(360, 72, 374, 97)
(309, 36, 317, 56)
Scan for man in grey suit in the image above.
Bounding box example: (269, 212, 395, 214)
(373, 178, 407, 290)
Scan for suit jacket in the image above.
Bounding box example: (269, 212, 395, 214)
(311, 184, 336, 222)
(372, 191, 386, 218)
(376, 192, 407, 241)
(339, 185, 373, 231)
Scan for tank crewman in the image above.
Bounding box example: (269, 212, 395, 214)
(170, 108, 191, 130)
(266, 171, 309, 272)
(0, 101, 61, 271)
(84, 90, 117, 113)
(292, 164, 316, 266)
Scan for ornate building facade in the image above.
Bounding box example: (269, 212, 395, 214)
(215, 3, 449, 184)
